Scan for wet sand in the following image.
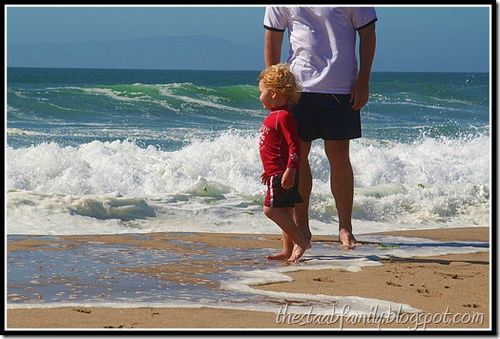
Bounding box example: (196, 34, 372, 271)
(6, 227, 490, 330)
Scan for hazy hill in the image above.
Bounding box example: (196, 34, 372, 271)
(7, 35, 264, 70)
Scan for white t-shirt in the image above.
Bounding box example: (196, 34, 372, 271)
(263, 6, 377, 94)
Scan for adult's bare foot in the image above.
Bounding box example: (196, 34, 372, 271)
(339, 227, 357, 249)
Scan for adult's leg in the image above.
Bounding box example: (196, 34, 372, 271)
(324, 140, 357, 248)
(294, 140, 313, 242)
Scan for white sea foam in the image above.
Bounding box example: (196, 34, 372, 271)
(80, 87, 141, 102)
(7, 128, 47, 137)
(69, 86, 181, 113)
(370, 91, 482, 107)
(6, 132, 490, 235)
(219, 235, 488, 315)
(155, 83, 261, 115)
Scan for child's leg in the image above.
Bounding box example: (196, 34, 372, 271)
(266, 230, 294, 260)
(264, 206, 310, 261)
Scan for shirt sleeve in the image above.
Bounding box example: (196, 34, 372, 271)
(351, 7, 378, 31)
(277, 111, 300, 169)
(263, 6, 289, 32)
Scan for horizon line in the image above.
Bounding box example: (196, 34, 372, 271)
(6, 66, 489, 74)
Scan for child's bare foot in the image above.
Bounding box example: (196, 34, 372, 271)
(266, 252, 292, 261)
(339, 228, 357, 249)
(287, 239, 310, 263)
(287, 245, 305, 263)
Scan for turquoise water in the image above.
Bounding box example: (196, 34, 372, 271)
(7, 68, 488, 149)
(6, 68, 491, 235)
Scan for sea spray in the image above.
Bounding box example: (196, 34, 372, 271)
(7, 132, 489, 235)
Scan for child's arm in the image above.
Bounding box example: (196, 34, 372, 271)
(278, 111, 301, 189)
(281, 167, 296, 189)
(260, 171, 267, 184)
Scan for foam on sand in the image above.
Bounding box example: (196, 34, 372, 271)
(7, 233, 488, 316)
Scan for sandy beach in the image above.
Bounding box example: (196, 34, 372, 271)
(6, 226, 490, 331)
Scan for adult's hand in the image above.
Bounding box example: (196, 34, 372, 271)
(350, 79, 369, 110)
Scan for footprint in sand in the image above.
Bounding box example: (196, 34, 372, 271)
(417, 285, 430, 295)
(386, 280, 402, 287)
(313, 276, 335, 283)
(417, 288, 430, 295)
(463, 303, 480, 308)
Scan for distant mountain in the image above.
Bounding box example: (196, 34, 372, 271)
(7, 35, 264, 70)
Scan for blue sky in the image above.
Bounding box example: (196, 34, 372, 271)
(6, 5, 491, 72)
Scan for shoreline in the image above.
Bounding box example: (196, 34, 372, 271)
(6, 226, 490, 330)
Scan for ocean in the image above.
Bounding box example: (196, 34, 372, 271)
(6, 67, 491, 236)
(6, 67, 491, 314)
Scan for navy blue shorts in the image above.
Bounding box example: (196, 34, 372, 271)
(292, 93, 362, 141)
(264, 173, 303, 208)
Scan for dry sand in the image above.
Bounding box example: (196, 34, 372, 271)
(6, 227, 491, 330)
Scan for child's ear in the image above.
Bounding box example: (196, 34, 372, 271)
(271, 90, 278, 99)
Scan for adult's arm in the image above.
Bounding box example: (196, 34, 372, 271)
(351, 23, 376, 110)
(264, 29, 284, 66)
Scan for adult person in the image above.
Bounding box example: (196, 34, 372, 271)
(263, 7, 377, 248)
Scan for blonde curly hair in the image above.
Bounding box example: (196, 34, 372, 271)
(259, 63, 301, 105)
